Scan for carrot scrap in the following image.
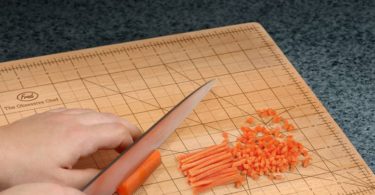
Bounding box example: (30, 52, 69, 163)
(177, 108, 311, 194)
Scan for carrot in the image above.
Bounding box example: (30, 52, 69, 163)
(266, 108, 276, 116)
(184, 152, 232, 172)
(177, 150, 202, 161)
(193, 174, 244, 195)
(189, 159, 232, 179)
(116, 150, 161, 195)
(180, 142, 227, 164)
(272, 115, 282, 123)
(246, 117, 254, 124)
(181, 151, 230, 171)
(177, 108, 311, 194)
(190, 171, 239, 187)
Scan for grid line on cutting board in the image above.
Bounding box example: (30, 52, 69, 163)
(0, 23, 374, 195)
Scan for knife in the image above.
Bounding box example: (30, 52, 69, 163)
(82, 80, 216, 195)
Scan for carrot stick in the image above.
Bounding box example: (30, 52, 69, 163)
(193, 174, 243, 194)
(201, 167, 238, 179)
(181, 142, 227, 164)
(177, 150, 202, 161)
(181, 151, 230, 171)
(189, 162, 233, 182)
(116, 150, 161, 195)
(190, 171, 239, 187)
(188, 167, 237, 183)
(187, 152, 232, 172)
(189, 158, 233, 176)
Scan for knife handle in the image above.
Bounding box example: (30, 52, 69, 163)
(116, 150, 162, 195)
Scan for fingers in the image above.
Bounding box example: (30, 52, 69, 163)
(61, 186, 86, 195)
(49, 108, 142, 140)
(80, 123, 135, 156)
(58, 168, 100, 189)
(117, 118, 142, 140)
(77, 112, 141, 140)
(0, 182, 85, 195)
(48, 108, 95, 115)
(47, 107, 67, 113)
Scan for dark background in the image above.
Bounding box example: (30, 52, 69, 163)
(0, 0, 374, 171)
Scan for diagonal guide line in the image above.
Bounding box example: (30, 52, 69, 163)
(253, 26, 375, 190)
(164, 59, 350, 184)
(82, 78, 236, 152)
(83, 58, 375, 190)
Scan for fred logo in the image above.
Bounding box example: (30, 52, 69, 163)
(17, 91, 39, 102)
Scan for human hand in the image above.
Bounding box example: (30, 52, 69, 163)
(0, 108, 141, 191)
(0, 183, 84, 195)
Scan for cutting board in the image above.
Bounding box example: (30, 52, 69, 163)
(0, 23, 374, 194)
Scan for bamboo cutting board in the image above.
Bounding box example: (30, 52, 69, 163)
(0, 23, 374, 194)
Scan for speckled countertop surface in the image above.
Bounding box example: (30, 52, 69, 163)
(0, 0, 374, 171)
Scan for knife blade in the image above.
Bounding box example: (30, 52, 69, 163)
(82, 80, 216, 195)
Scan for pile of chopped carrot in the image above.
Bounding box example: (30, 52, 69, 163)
(177, 108, 312, 194)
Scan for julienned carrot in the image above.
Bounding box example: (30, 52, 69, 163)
(183, 152, 232, 172)
(189, 164, 242, 184)
(189, 157, 232, 177)
(181, 150, 230, 171)
(180, 142, 227, 164)
(193, 174, 243, 194)
(201, 167, 238, 179)
(191, 171, 239, 187)
(116, 150, 161, 195)
(177, 108, 311, 194)
(177, 149, 202, 161)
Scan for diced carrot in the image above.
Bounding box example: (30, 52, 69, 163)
(246, 117, 254, 124)
(303, 157, 311, 167)
(117, 150, 161, 195)
(272, 115, 282, 123)
(266, 108, 276, 116)
(177, 108, 311, 194)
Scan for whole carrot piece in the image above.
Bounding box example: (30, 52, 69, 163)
(116, 150, 161, 195)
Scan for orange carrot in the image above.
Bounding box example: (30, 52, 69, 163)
(180, 142, 227, 164)
(189, 158, 233, 177)
(193, 174, 244, 194)
(272, 115, 282, 123)
(190, 171, 239, 187)
(177, 108, 311, 194)
(246, 117, 254, 124)
(117, 150, 161, 195)
(266, 108, 276, 116)
(185, 152, 232, 172)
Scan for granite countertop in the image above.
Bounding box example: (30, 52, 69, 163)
(0, 0, 374, 171)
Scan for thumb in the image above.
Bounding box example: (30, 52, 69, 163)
(59, 168, 100, 189)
